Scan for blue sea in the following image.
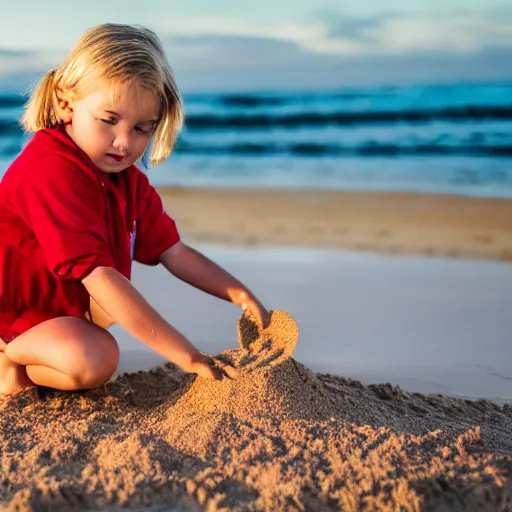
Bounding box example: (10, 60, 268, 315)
(1, 82, 512, 197)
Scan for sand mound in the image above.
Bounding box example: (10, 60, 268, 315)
(235, 309, 299, 369)
(1, 311, 512, 511)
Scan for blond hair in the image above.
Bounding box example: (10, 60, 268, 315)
(21, 23, 184, 167)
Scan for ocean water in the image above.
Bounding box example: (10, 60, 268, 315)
(1, 82, 512, 197)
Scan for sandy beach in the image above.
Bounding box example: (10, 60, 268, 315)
(1, 310, 512, 511)
(157, 187, 512, 262)
(1, 187, 512, 511)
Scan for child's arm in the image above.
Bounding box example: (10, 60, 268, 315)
(159, 241, 270, 328)
(82, 266, 227, 379)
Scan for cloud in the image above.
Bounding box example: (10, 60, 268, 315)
(179, 46, 512, 92)
(1, 7, 511, 93)
(325, 15, 385, 45)
(0, 49, 35, 58)
(0, 48, 64, 76)
(157, 5, 512, 56)
(153, 6, 512, 89)
(320, 7, 512, 54)
(164, 34, 315, 70)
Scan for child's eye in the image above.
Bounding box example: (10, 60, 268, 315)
(100, 118, 116, 125)
(135, 126, 151, 134)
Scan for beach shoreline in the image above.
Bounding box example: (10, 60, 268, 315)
(157, 186, 512, 263)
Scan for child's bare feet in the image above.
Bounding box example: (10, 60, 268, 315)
(0, 350, 35, 397)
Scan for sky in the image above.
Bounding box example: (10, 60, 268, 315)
(0, 0, 511, 92)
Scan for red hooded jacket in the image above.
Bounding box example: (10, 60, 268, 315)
(0, 124, 180, 339)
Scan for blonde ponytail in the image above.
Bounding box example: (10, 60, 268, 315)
(20, 69, 61, 132)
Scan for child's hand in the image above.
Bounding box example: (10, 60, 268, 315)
(233, 292, 271, 329)
(186, 353, 238, 381)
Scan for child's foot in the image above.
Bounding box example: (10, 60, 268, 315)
(0, 351, 34, 397)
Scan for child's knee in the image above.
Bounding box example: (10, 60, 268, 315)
(100, 332, 120, 368)
(74, 358, 117, 389)
(77, 369, 114, 389)
(74, 331, 119, 389)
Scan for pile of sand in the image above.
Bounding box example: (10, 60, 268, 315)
(1, 311, 511, 511)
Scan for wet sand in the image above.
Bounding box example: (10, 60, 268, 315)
(113, 246, 512, 404)
(158, 187, 512, 262)
(1, 311, 511, 511)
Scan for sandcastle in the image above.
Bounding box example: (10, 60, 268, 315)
(162, 310, 339, 457)
(234, 309, 300, 369)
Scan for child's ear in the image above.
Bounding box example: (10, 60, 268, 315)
(55, 88, 74, 123)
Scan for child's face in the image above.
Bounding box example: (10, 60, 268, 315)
(64, 79, 160, 173)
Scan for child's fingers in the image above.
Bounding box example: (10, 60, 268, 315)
(220, 363, 238, 380)
(242, 301, 270, 331)
(203, 357, 221, 380)
(243, 306, 261, 326)
(211, 366, 224, 381)
(209, 357, 238, 380)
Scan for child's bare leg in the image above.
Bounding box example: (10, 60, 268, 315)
(1, 317, 119, 393)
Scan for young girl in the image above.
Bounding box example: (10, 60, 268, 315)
(0, 23, 270, 396)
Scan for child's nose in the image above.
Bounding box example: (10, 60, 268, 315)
(112, 131, 131, 151)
